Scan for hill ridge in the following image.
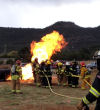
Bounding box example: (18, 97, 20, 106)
(0, 21, 100, 53)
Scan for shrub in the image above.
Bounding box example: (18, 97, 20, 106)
(6, 59, 14, 64)
(0, 61, 3, 64)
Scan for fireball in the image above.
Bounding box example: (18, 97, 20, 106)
(21, 63, 33, 80)
(31, 31, 67, 63)
(7, 31, 67, 81)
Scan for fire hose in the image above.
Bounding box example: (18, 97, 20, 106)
(43, 73, 81, 100)
(63, 73, 91, 87)
(71, 74, 91, 87)
(43, 73, 92, 100)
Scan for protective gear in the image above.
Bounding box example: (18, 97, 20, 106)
(11, 63, 22, 94)
(77, 71, 100, 110)
(77, 101, 84, 110)
(58, 62, 63, 66)
(11, 64, 22, 78)
(39, 61, 46, 87)
(61, 66, 67, 86)
(93, 50, 100, 59)
(71, 62, 79, 88)
(66, 64, 72, 86)
(57, 62, 67, 86)
(11, 75, 20, 80)
(80, 66, 91, 89)
(45, 61, 52, 87)
(50, 59, 53, 63)
(77, 101, 89, 110)
(46, 60, 51, 65)
(77, 51, 100, 110)
(16, 60, 21, 64)
(32, 58, 40, 86)
(80, 62, 85, 67)
(34, 58, 38, 61)
(56, 62, 63, 85)
(94, 50, 100, 71)
(65, 62, 70, 65)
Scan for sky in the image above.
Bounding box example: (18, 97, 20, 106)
(0, 0, 100, 28)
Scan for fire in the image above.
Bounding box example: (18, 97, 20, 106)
(31, 31, 67, 63)
(6, 31, 67, 81)
(21, 63, 33, 80)
(6, 63, 33, 81)
(6, 76, 11, 80)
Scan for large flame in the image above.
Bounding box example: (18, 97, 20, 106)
(7, 31, 67, 81)
(31, 31, 67, 63)
(22, 63, 33, 80)
(6, 63, 33, 81)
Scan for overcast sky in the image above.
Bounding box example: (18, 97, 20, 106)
(0, 0, 100, 28)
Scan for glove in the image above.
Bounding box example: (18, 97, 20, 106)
(77, 101, 84, 110)
(77, 101, 89, 110)
(83, 105, 89, 110)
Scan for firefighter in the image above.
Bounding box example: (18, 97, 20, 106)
(77, 51, 100, 110)
(65, 62, 72, 86)
(80, 62, 91, 90)
(44, 60, 52, 88)
(56, 61, 63, 85)
(39, 61, 46, 87)
(62, 65, 67, 86)
(32, 58, 40, 86)
(11, 60, 22, 94)
(76, 62, 81, 76)
(71, 61, 79, 88)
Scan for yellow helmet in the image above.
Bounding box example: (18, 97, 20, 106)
(50, 59, 53, 63)
(58, 62, 63, 66)
(46, 60, 51, 64)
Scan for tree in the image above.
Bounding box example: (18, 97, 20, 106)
(18, 47, 31, 62)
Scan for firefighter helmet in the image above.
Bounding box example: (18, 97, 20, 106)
(58, 62, 63, 66)
(93, 50, 100, 59)
(65, 62, 70, 65)
(16, 60, 21, 64)
(80, 62, 85, 66)
(46, 60, 51, 64)
(34, 58, 38, 61)
(93, 50, 100, 70)
(50, 59, 53, 63)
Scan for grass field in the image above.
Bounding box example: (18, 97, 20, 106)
(0, 68, 97, 110)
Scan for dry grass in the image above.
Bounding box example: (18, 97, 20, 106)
(0, 79, 96, 110)
(0, 64, 97, 110)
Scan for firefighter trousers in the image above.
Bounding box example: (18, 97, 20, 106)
(95, 97, 100, 110)
(11, 79, 21, 93)
(62, 74, 67, 86)
(81, 77, 91, 89)
(57, 74, 63, 85)
(36, 74, 41, 86)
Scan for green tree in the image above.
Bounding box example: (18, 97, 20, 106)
(18, 47, 31, 62)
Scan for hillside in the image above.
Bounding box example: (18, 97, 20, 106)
(0, 21, 100, 53)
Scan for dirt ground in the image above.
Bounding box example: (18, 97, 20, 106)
(0, 81, 95, 110)
(0, 64, 97, 110)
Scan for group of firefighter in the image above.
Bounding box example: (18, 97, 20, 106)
(32, 58, 52, 88)
(10, 50, 100, 110)
(11, 58, 91, 93)
(32, 58, 92, 89)
(10, 58, 92, 94)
